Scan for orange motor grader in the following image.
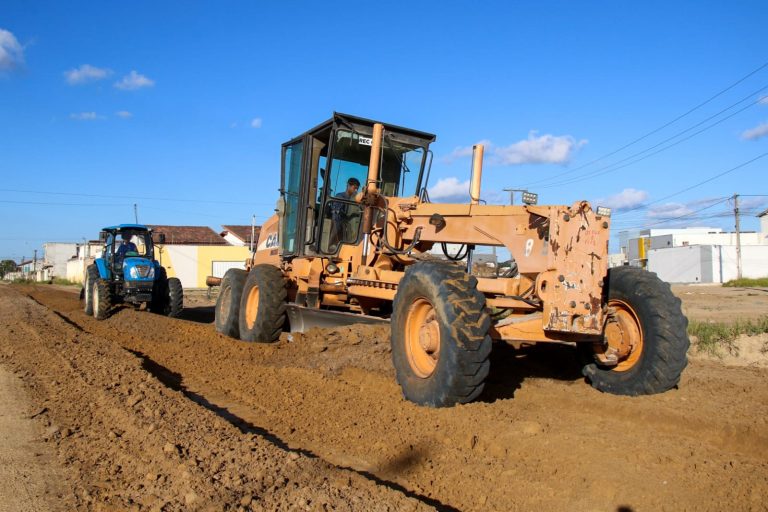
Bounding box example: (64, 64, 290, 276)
(210, 113, 689, 407)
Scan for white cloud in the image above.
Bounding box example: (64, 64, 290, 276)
(596, 188, 649, 210)
(115, 110, 133, 118)
(759, 95, 768, 106)
(443, 139, 493, 163)
(69, 112, 102, 121)
(0, 29, 24, 72)
(64, 64, 111, 84)
(428, 177, 470, 202)
(114, 70, 154, 90)
(250, 117, 262, 128)
(741, 121, 768, 141)
(444, 132, 587, 166)
(646, 202, 692, 219)
(494, 131, 588, 165)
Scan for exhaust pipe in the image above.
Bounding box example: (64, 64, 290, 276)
(470, 144, 484, 205)
(366, 123, 384, 195)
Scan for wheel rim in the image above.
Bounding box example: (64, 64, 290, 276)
(93, 283, 100, 315)
(605, 299, 644, 372)
(404, 298, 441, 378)
(244, 286, 259, 329)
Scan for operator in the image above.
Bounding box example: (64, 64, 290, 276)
(330, 177, 361, 245)
(115, 233, 138, 265)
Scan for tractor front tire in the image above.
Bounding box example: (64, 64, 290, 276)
(83, 264, 99, 315)
(167, 278, 183, 318)
(238, 265, 286, 343)
(391, 261, 492, 407)
(92, 279, 112, 320)
(215, 269, 247, 338)
(582, 266, 689, 395)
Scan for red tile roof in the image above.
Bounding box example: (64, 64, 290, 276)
(220, 225, 262, 245)
(147, 225, 228, 245)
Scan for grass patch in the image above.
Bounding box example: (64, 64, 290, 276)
(723, 277, 768, 287)
(688, 316, 768, 357)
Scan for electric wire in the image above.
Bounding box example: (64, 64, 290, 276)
(521, 61, 768, 188)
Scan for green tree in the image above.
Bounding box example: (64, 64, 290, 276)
(0, 259, 17, 279)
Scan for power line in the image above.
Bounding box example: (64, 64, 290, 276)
(522, 60, 768, 188)
(614, 151, 768, 217)
(0, 200, 130, 207)
(0, 188, 275, 206)
(535, 91, 766, 189)
(620, 197, 732, 230)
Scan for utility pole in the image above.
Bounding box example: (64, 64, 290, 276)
(734, 193, 742, 280)
(134, 203, 139, 223)
(33, 249, 37, 279)
(250, 214, 256, 253)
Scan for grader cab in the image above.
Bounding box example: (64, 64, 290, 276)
(212, 113, 689, 407)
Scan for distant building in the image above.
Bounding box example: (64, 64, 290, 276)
(147, 225, 251, 288)
(616, 219, 768, 283)
(220, 225, 261, 247)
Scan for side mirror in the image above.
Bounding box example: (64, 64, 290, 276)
(158, 233, 166, 244)
(99, 231, 108, 242)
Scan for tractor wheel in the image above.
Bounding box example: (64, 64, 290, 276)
(150, 267, 169, 314)
(390, 261, 492, 407)
(92, 279, 112, 320)
(83, 264, 99, 315)
(581, 266, 689, 395)
(215, 268, 247, 338)
(167, 278, 183, 318)
(238, 265, 287, 343)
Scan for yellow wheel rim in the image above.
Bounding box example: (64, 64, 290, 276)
(404, 298, 441, 378)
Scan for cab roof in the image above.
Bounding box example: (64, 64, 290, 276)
(102, 224, 150, 232)
(286, 112, 437, 146)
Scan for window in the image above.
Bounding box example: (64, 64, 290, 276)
(381, 137, 425, 197)
(281, 140, 304, 255)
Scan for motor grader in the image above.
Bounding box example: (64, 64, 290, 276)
(210, 113, 689, 407)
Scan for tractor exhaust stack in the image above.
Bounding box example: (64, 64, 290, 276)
(470, 144, 484, 205)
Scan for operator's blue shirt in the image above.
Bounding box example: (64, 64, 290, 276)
(115, 241, 138, 262)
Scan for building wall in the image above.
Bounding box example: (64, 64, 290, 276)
(648, 244, 768, 283)
(158, 244, 250, 288)
(43, 243, 79, 278)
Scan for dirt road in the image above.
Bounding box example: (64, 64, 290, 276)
(2, 284, 767, 511)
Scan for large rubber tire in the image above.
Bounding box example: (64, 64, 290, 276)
(167, 278, 183, 318)
(391, 261, 492, 407)
(238, 265, 287, 343)
(150, 268, 169, 314)
(92, 279, 112, 320)
(215, 269, 247, 338)
(83, 264, 99, 315)
(582, 266, 689, 395)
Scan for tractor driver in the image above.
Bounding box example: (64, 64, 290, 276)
(115, 233, 138, 265)
(330, 177, 361, 246)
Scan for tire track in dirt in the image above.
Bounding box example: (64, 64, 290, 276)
(22, 286, 768, 511)
(0, 286, 436, 511)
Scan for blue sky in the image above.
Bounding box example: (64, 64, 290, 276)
(1, 1, 767, 261)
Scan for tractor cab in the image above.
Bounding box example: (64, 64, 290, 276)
(99, 224, 160, 282)
(279, 112, 436, 258)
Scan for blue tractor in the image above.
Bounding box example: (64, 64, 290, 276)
(82, 224, 183, 320)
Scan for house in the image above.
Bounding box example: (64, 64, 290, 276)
(42, 242, 79, 280)
(220, 225, 261, 248)
(148, 225, 251, 289)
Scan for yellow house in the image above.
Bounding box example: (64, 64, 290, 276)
(149, 225, 252, 289)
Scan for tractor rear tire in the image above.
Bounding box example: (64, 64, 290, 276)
(238, 265, 287, 343)
(93, 279, 112, 320)
(167, 278, 183, 318)
(391, 261, 492, 407)
(83, 264, 99, 315)
(582, 266, 689, 395)
(215, 268, 247, 338)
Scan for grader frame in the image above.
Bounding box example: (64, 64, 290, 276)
(212, 113, 689, 407)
